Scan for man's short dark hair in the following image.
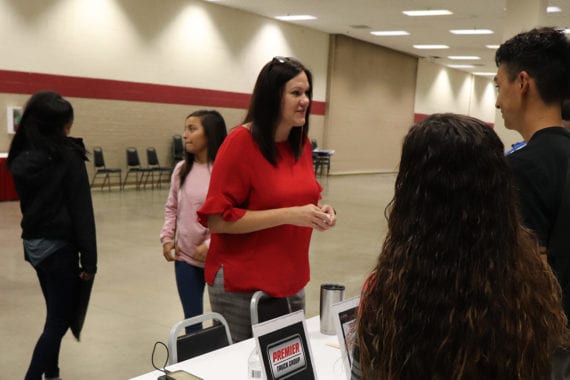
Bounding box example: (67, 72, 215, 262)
(495, 27, 570, 104)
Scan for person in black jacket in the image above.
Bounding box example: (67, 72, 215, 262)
(7, 90, 97, 380)
(563, 99, 570, 129)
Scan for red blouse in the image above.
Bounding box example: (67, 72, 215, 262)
(197, 126, 322, 297)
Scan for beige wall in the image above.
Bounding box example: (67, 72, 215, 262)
(0, 0, 329, 96)
(0, 93, 325, 181)
(415, 59, 496, 124)
(324, 35, 417, 174)
(0, 0, 501, 176)
(0, 94, 244, 179)
(70, 99, 323, 181)
(65, 99, 245, 180)
(0, 0, 328, 180)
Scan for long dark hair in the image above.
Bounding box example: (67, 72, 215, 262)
(243, 56, 312, 165)
(357, 113, 569, 379)
(179, 110, 227, 186)
(7, 90, 80, 167)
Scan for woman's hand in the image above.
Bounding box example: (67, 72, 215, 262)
(319, 204, 337, 228)
(291, 204, 336, 231)
(208, 203, 336, 234)
(193, 243, 208, 262)
(162, 242, 175, 262)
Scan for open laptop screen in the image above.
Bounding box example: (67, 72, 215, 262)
(331, 296, 360, 379)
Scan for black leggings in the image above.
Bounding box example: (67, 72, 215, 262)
(25, 245, 79, 380)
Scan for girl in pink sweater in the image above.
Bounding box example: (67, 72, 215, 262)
(160, 110, 227, 332)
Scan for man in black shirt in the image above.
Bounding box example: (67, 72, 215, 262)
(495, 27, 570, 317)
(563, 99, 570, 129)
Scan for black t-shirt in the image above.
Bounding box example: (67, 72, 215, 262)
(508, 127, 570, 253)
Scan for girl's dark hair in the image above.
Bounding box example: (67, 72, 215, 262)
(357, 113, 569, 379)
(243, 57, 312, 165)
(7, 90, 79, 167)
(179, 110, 227, 185)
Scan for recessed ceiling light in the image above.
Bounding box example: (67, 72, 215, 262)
(448, 56, 481, 60)
(450, 29, 494, 35)
(370, 30, 410, 36)
(403, 9, 452, 16)
(413, 44, 449, 49)
(349, 25, 371, 30)
(564, 28, 570, 34)
(547, 6, 561, 12)
(486, 44, 500, 49)
(473, 72, 496, 76)
(448, 64, 476, 69)
(275, 15, 317, 21)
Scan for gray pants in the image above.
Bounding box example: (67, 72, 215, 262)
(207, 267, 305, 342)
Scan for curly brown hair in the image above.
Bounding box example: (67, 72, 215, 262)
(356, 113, 569, 379)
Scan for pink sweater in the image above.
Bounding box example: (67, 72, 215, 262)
(160, 161, 211, 268)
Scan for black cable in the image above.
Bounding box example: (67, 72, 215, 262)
(151, 341, 171, 376)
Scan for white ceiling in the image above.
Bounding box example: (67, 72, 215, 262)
(206, 0, 570, 76)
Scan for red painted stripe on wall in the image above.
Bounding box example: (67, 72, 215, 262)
(0, 69, 326, 115)
(413, 113, 429, 123)
(414, 112, 494, 128)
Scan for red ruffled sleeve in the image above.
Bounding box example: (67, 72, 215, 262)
(197, 127, 252, 226)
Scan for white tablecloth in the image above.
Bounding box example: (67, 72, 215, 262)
(130, 316, 347, 380)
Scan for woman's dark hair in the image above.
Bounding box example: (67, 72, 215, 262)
(356, 113, 569, 379)
(243, 56, 312, 165)
(7, 90, 78, 167)
(179, 109, 227, 185)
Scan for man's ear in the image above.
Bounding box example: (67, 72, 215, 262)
(518, 71, 531, 94)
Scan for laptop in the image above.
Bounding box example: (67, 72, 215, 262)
(331, 296, 361, 379)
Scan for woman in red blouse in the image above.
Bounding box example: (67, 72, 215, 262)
(198, 57, 336, 342)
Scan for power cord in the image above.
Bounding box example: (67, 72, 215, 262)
(152, 341, 173, 379)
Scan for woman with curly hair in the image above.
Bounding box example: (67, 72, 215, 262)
(353, 113, 570, 379)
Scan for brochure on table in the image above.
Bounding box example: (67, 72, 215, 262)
(252, 310, 317, 380)
(331, 296, 360, 379)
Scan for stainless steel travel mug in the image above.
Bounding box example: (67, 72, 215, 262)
(319, 283, 345, 335)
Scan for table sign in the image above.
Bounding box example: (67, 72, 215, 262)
(331, 296, 360, 379)
(252, 310, 317, 380)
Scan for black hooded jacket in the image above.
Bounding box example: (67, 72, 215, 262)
(9, 140, 97, 274)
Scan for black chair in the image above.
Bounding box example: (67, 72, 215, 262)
(145, 147, 172, 189)
(314, 152, 331, 176)
(312, 140, 329, 176)
(250, 290, 292, 325)
(167, 312, 233, 365)
(172, 135, 184, 166)
(90, 146, 122, 191)
(122, 147, 152, 190)
(311, 139, 318, 150)
(312, 140, 333, 176)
